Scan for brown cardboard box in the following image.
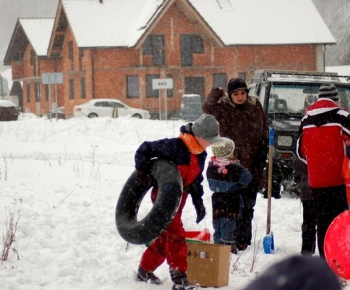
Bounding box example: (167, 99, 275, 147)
(186, 242, 231, 287)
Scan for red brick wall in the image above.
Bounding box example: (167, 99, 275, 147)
(12, 2, 320, 118)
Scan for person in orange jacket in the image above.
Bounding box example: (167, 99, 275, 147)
(135, 114, 225, 290)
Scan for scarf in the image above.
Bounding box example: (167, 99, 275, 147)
(179, 133, 205, 155)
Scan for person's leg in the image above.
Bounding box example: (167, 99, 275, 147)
(212, 193, 221, 244)
(165, 212, 187, 273)
(220, 217, 235, 244)
(234, 177, 258, 247)
(212, 217, 221, 244)
(313, 185, 347, 258)
(301, 200, 316, 255)
(139, 232, 166, 272)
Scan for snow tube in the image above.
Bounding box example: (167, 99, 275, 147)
(324, 210, 350, 279)
(115, 159, 183, 245)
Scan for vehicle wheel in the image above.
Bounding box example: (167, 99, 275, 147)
(115, 159, 183, 245)
(132, 114, 142, 119)
(88, 113, 98, 118)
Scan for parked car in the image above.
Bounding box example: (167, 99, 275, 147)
(0, 100, 19, 121)
(180, 94, 202, 121)
(46, 106, 65, 119)
(73, 99, 150, 119)
(248, 69, 350, 197)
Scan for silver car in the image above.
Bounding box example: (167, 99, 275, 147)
(73, 99, 150, 119)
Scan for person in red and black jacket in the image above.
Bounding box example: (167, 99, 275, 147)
(135, 114, 225, 290)
(296, 83, 350, 258)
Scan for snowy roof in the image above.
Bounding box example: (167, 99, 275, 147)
(62, 0, 166, 47)
(189, 0, 336, 45)
(60, 0, 335, 48)
(19, 18, 55, 56)
(326, 65, 350, 76)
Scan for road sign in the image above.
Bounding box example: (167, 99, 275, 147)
(152, 78, 173, 90)
(42, 73, 63, 84)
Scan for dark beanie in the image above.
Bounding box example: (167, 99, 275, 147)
(227, 78, 248, 97)
(243, 255, 341, 290)
(318, 84, 339, 100)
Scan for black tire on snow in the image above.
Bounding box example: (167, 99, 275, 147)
(115, 159, 183, 245)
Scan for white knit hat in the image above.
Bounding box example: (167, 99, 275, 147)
(212, 137, 235, 158)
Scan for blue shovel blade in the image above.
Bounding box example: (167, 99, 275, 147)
(263, 232, 274, 254)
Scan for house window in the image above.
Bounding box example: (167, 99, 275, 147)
(35, 83, 41, 102)
(146, 74, 160, 98)
(26, 83, 30, 103)
(69, 41, 74, 70)
(184, 76, 205, 101)
(180, 34, 204, 66)
(213, 73, 227, 89)
(31, 50, 37, 75)
(127, 75, 139, 98)
(80, 78, 86, 99)
(142, 35, 165, 66)
(238, 72, 246, 81)
(69, 41, 74, 60)
(30, 50, 35, 65)
(167, 74, 173, 97)
(45, 84, 49, 101)
(79, 49, 84, 70)
(69, 79, 75, 99)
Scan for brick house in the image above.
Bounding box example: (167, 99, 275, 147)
(4, 0, 335, 118)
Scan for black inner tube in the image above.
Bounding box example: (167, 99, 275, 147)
(115, 159, 183, 245)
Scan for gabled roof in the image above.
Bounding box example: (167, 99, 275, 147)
(61, 0, 167, 48)
(57, 0, 335, 49)
(4, 18, 54, 65)
(189, 0, 336, 45)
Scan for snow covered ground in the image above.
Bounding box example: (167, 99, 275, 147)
(0, 116, 348, 290)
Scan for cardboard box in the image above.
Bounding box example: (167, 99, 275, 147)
(186, 242, 231, 287)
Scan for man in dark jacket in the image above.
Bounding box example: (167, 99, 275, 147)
(202, 78, 269, 251)
(135, 113, 225, 290)
(297, 83, 349, 258)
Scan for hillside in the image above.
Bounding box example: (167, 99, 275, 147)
(313, 0, 350, 65)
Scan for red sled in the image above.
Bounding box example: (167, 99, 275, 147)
(185, 228, 211, 243)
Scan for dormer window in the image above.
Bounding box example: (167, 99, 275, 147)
(180, 34, 204, 66)
(142, 35, 165, 66)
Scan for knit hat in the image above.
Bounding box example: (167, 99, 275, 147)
(192, 114, 224, 143)
(227, 78, 249, 97)
(318, 84, 339, 100)
(212, 137, 235, 159)
(243, 255, 341, 290)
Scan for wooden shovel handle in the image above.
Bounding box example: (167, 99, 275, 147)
(266, 144, 273, 235)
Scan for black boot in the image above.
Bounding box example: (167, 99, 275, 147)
(137, 267, 162, 285)
(170, 270, 195, 290)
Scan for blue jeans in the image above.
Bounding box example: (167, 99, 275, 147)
(213, 217, 237, 244)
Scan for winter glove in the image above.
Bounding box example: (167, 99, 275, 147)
(193, 196, 206, 224)
(188, 181, 206, 223)
(255, 144, 268, 167)
(208, 86, 225, 102)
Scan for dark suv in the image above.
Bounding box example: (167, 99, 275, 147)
(248, 69, 350, 197)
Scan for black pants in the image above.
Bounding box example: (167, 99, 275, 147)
(312, 185, 348, 258)
(234, 176, 258, 246)
(301, 200, 316, 255)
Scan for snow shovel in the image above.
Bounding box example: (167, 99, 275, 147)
(263, 128, 275, 254)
